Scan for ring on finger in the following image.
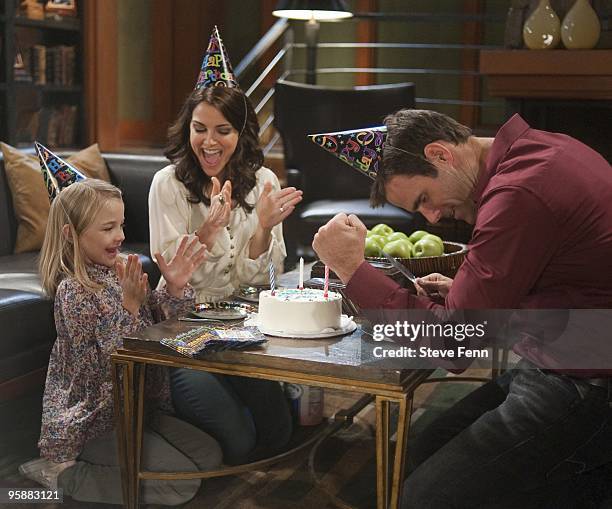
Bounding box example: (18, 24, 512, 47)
(218, 195, 225, 205)
(279, 205, 285, 213)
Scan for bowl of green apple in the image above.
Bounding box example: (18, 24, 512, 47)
(364, 224, 468, 278)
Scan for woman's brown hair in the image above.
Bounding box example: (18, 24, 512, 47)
(165, 87, 263, 212)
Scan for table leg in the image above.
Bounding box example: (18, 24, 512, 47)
(376, 396, 391, 509)
(133, 363, 145, 507)
(123, 361, 137, 508)
(389, 394, 413, 509)
(113, 359, 137, 508)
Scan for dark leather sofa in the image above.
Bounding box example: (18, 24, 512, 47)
(0, 151, 166, 399)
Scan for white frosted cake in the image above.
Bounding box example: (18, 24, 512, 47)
(258, 288, 342, 334)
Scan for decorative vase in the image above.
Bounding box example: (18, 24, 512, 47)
(523, 0, 561, 49)
(561, 0, 601, 49)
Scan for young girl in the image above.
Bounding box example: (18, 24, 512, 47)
(20, 179, 222, 506)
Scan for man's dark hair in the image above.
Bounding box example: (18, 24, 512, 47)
(371, 109, 472, 206)
(165, 87, 263, 212)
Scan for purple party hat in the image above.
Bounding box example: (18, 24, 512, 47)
(309, 126, 387, 180)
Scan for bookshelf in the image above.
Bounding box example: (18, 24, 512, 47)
(0, 0, 84, 149)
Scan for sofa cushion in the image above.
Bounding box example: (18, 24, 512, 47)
(0, 142, 111, 254)
(0, 289, 54, 384)
(104, 154, 168, 245)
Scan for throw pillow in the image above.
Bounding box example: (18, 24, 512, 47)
(0, 142, 111, 253)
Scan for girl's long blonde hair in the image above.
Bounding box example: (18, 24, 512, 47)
(39, 179, 123, 297)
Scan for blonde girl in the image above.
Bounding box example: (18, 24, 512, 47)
(21, 179, 222, 506)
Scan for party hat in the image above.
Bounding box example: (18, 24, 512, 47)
(35, 141, 87, 202)
(309, 126, 387, 180)
(195, 26, 238, 89)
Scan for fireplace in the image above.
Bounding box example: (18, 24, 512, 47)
(514, 99, 612, 162)
(479, 50, 612, 162)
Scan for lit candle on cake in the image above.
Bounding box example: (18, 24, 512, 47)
(298, 257, 304, 290)
(269, 262, 276, 296)
(324, 265, 329, 298)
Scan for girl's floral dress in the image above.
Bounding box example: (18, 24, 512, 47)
(39, 264, 194, 462)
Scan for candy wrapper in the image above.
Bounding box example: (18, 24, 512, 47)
(161, 324, 267, 358)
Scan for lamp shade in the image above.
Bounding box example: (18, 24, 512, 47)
(273, 0, 353, 20)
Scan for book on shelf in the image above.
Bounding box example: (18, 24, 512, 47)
(35, 104, 78, 147)
(31, 45, 46, 85)
(24, 45, 76, 86)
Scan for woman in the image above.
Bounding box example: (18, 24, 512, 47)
(149, 86, 302, 303)
(148, 39, 300, 463)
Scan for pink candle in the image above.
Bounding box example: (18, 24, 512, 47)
(324, 265, 329, 298)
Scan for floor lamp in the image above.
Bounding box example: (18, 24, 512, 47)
(273, 0, 353, 85)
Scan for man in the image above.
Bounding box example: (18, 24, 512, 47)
(312, 110, 612, 508)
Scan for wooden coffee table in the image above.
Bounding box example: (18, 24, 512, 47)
(112, 270, 432, 509)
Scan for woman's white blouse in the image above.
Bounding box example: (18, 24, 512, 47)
(149, 165, 286, 302)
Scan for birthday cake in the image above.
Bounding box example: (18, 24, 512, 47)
(258, 288, 342, 334)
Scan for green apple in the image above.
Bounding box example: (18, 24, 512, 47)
(386, 232, 410, 243)
(382, 239, 414, 258)
(412, 237, 444, 258)
(423, 233, 444, 252)
(364, 235, 386, 257)
(371, 223, 394, 238)
(408, 230, 429, 244)
(371, 234, 386, 248)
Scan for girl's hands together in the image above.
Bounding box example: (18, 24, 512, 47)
(256, 182, 303, 231)
(154, 235, 207, 298)
(196, 177, 232, 248)
(116, 254, 148, 316)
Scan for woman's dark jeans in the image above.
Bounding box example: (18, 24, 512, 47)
(171, 368, 293, 465)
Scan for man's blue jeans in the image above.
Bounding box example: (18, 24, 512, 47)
(402, 360, 612, 508)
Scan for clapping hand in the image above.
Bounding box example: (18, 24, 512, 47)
(256, 181, 303, 230)
(196, 177, 231, 248)
(116, 254, 148, 316)
(154, 235, 207, 298)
